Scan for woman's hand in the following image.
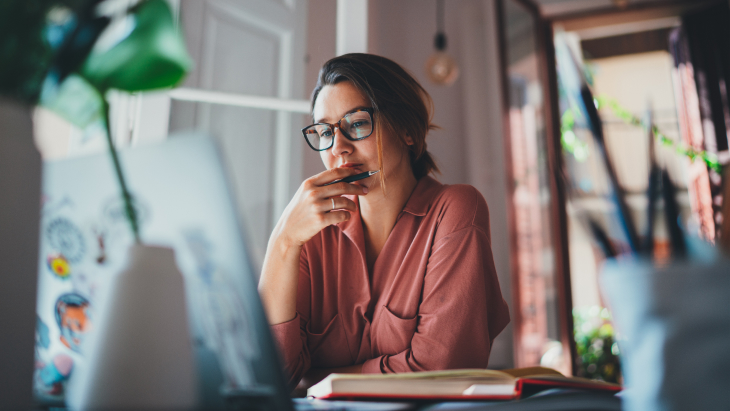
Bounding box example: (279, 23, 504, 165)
(259, 167, 367, 325)
(272, 167, 368, 248)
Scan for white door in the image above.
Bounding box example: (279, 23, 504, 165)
(169, 0, 308, 272)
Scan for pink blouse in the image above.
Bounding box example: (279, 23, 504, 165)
(270, 176, 510, 387)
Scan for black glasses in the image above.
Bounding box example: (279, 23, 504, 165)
(302, 108, 375, 151)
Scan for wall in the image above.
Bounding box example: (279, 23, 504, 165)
(302, 0, 337, 179)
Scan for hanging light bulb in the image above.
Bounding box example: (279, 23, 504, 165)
(425, 0, 459, 85)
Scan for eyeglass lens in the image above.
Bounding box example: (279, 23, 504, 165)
(304, 110, 373, 150)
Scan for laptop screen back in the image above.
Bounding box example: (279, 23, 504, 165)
(35, 134, 291, 410)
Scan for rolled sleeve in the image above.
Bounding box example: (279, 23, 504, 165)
(361, 356, 384, 374)
(268, 249, 313, 388)
(270, 313, 309, 385)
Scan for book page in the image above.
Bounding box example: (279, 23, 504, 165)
(327, 368, 515, 382)
(500, 366, 564, 378)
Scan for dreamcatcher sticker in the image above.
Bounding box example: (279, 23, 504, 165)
(45, 217, 86, 263)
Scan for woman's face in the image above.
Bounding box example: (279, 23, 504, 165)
(312, 81, 412, 192)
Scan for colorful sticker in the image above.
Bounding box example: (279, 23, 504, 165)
(102, 195, 149, 227)
(93, 228, 107, 264)
(45, 217, 86, 263)
(35, 354, 73, 397)
(55, 293, 92, 354)
(36, 316, 50, 350)
(46, 253, 71, 279)
(39, 354, 73, 387)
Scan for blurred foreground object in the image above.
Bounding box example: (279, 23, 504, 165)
(0, 0, 64, 103)
(52, 1, 197, 409)
(0, 99, 42, 409)
(601, 241, 730, 411)
(41, 0, 192, 241)
(0, 2, 77, 406)
(67, 246, 197, 410)
(1, 0, 193, 408)
(0, 0, 107, 105)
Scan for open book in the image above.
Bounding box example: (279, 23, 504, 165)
(307, 367, 621, 401)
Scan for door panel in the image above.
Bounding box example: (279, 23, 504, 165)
(170, 0, 307, 271)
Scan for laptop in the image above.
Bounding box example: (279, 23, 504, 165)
(35, 134, 293, 410)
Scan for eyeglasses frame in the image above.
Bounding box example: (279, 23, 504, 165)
(301, 107, 375, 152)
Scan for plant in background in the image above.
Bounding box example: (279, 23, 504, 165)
(573, 306, 621, 383)
(0, 0, 102, 104)
(2, 0, 191, 241)
(595, 95, 721, 173)
(2, 0, 192, 243)
(558, 91, 721, 174)
(555, 46, 720, 174)
(560, 108, 589, 162)
(0, 1, 54, 103)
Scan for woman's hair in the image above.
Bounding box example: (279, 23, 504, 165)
(311, 53, 439, 181)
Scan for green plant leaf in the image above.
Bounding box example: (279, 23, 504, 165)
(39, 73, 103, 128)
(80, 0, 192, 92)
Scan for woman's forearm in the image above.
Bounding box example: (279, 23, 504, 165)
(258, 234, 302, 325)
(258, 167, 365, 325)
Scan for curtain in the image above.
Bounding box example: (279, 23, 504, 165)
(669, 2, 730, 240)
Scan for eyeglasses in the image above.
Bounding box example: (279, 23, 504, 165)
(301, 108, 374, 151)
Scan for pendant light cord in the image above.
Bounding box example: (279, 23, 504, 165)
(435, 0, 446, 50)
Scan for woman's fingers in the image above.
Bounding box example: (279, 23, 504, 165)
(276, 170, 365, 246)
(319, 181, 368, 198)
(322, 210, 351, 225)
(308, 167, 361, 186)
(322, 196, 357, 213)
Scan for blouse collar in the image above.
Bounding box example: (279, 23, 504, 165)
(400, 175, 442, 217)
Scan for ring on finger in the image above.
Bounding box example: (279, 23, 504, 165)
(331, 198, 335, 211)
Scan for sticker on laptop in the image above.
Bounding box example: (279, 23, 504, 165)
(46, 253, 72, 279)
(35, 353, 74, 397)
(45, 218, 86, 263)
(55, 293, 92, 354)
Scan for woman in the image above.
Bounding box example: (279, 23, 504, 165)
(259, 53, 510, 388)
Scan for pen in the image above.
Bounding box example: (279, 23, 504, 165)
(323, 170, 380, 186)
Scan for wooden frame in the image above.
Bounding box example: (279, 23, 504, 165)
(494, 0, 521, 370)
(496, 0, 576, 374)
(550, 0, 723, 28)
(534, 6, 578, 377)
